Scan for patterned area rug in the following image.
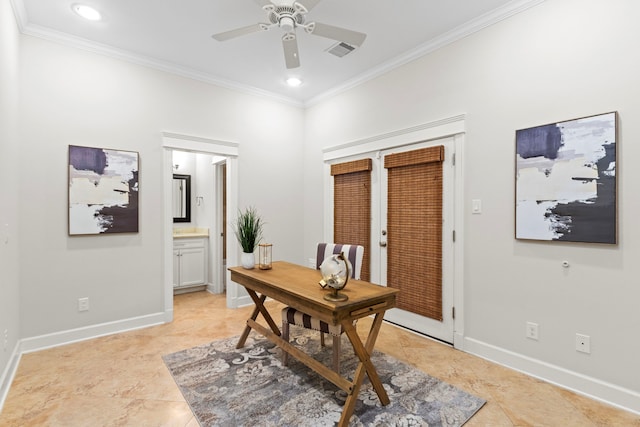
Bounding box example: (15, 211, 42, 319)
(163, 328, 485, 426)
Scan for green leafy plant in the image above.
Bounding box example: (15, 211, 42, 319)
(233, 206, 264, 253)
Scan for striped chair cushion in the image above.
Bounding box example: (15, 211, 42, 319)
(315, 243, 364, 280)
(282, 306, 342, 336)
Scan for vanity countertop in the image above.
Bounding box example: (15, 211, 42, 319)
(173, 227, 209, 239)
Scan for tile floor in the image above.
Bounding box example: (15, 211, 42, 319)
(1, 291, 638, 426)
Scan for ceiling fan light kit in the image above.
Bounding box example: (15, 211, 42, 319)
(211, 0, 366, 69)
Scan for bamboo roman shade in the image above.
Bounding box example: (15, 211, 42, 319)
(331, 159, 371, 281)
(384, 146, 444, 321)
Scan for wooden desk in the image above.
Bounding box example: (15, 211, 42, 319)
(229, 261, 399, 427)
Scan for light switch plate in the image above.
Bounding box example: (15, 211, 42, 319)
(472, 199, 482, 214)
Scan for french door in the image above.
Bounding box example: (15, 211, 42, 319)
(330, 137, 455, 343)
(378, 138, 455, 343)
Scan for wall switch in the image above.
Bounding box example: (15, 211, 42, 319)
(3, 329, 7, 351)
(472, 199, 482, 214)
(78, 297, 89, 312)
(526, 322, 539, 340)
(576, 333, 591, 354)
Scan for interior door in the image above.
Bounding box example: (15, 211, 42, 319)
(379, 138, 455, 344)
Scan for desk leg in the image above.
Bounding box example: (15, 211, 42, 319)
(236, 290, 281, 349)
(338, 312, 389, 427)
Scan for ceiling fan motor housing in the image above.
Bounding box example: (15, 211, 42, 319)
(268, 5, 306, 31)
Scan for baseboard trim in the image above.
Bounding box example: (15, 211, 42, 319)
(463, 337, 640, 415)
(230, 294, 253, 308)
(453, 332, 465, 350)
(0, 342, 21, 413)
(206, 284, 224, 294)
(19, 312, 167, 355)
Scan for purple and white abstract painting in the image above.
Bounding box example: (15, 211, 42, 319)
(515, 112, 617, 244)
(69, 145, 139, 235)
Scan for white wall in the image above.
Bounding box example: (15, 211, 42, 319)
(304, 0, 639, 411)
(17, 34, 305, 339)
(0, 0, 21, 399)
(194, 153, 216, 286)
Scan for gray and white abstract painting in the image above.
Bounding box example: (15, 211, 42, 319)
(68, 145, 139, 235)
(515, 112, 617, 244)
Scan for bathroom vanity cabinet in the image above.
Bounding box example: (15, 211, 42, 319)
(173, 237, 207, 293)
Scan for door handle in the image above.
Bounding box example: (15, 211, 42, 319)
(379, 241, 387, 247)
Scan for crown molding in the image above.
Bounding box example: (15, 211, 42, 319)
(9, 0, 27, 32)
(305, 0, 546, 106)
(12, 5, 304, 108)
(11, 0, 544, 109)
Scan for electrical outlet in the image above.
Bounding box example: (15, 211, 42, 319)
(576, 333, 591, 354)
(308, 258, 316, 269)
(526, 322, 539, 340)
(3, 329, 8, 351)
(78, 297, 89, 312)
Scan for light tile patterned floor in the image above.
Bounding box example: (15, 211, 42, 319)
(1, 291, 638, 426)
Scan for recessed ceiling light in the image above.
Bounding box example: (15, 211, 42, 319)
(72, 4, 102, 21)
(286, 77, 302, 87)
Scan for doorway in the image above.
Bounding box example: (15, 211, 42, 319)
(170, 150, 227, 295)
(161, 133, 242, 322)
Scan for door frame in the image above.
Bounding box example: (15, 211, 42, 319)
(322, 115, 466, 348)
(161, 132, 242, 323)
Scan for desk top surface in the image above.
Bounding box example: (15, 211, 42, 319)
(229, 261, 398, 318)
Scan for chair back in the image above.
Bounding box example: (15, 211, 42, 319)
(316, 243, 364, 280)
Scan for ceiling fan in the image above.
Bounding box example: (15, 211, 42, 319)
(211, 0, 367, 69)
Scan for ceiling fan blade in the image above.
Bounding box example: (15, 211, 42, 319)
(295, 0, 322, 12)
(282, 33, 300, 69)
(306, 22, 366, 47)
(212, 23, 268, 41)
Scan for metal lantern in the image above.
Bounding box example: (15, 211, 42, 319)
(258, 243, 272, 270)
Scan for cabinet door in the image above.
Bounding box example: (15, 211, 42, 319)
(179, 247, 206, 286)
(173, 249, 181, 288)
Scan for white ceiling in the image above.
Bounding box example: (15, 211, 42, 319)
(13, 0, 542, 105)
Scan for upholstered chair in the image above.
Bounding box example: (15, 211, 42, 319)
(281, 243, 364, 372)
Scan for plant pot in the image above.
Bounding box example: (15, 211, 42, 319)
(241, 252, 255, 269)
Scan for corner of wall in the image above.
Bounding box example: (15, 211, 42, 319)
(0, 342, 21, 413)
(463, 336, 640, 416)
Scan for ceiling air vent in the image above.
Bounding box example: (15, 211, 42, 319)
(327, 42, 356, 58)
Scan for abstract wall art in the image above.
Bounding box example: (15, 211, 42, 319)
(515, 112, 617, 244)
(69, 145, 139, 235)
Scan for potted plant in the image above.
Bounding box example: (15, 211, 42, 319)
(233, 206, 264, 269)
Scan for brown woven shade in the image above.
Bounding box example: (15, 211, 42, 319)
(384, 146, 444, 321)
(331, 159, 371, 281)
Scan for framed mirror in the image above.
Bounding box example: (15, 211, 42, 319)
(173, 174, 191, 223)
